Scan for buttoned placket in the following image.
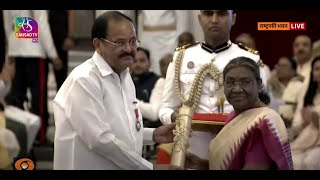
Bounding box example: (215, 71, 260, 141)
(209, 53, 218, 114)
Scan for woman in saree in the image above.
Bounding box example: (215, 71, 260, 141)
(182, 56, 293, 170)
(289, 55, 320, 170)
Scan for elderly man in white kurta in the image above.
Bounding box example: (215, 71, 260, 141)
(53, 11, 175, 170)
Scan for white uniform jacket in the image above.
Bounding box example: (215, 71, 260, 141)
(160, 41, 267, 124)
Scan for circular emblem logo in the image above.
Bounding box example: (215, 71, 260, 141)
(14, 158, 35, 170)
(187, 61, 194, 69)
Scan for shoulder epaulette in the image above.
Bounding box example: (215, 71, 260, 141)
(257, 59, 265, 67)
(175, 42, 200, 51)
(237, 43, 259, 55)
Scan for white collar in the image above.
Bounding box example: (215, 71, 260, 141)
(92, 51, 130, 78)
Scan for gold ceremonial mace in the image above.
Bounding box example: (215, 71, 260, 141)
(170, 104, 193, 168)
(170, 52, 222, 168)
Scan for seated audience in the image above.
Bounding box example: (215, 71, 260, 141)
(290, 56, 320, 170)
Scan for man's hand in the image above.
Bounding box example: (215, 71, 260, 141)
(63, 37, 74, 51)
(51, 57, 64, 71)
(0, 59, 15, 85)
(171, 109, 179, 122)
(153, 123, 176, 144)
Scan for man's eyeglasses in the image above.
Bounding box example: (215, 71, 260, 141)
(101, 38, 141, 48)
(224, 80, 254, 89)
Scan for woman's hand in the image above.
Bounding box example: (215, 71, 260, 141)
(301, 107, 319, 128)
(301, 107, 313, 126)
(184, 152, 209, 170)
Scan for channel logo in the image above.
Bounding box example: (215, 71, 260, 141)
(14, 158, 35, 170)
(258, 22, 306, 31)
(15, 17, 38, 43)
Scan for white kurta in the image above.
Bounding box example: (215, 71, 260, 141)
(279, 79, 304, 121)
(297, 59, 312, 88)
(290, 90, 320, 170)
(53, 52, 155, 170)
(138, 10, 190, 75)
(159, 41, 267, 159)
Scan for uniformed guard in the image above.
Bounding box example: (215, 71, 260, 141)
(159, 10, 269, 168)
